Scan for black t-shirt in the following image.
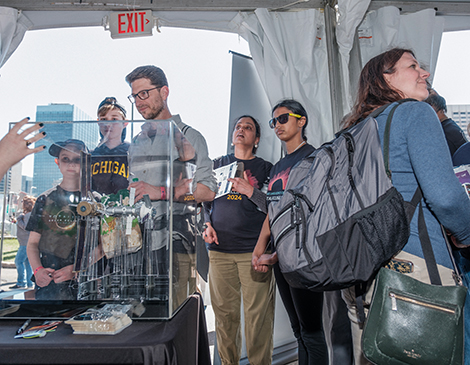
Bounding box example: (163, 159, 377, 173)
(267, 143, 315, 205)
(27, 185, 81, 268)
(441, 118, 468, 156)
(206, 154, 272, 253)
(91, 142, 130, 195)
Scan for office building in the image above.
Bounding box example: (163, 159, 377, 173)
(32, 103, 98, 196)
(22, 175, 33, 195)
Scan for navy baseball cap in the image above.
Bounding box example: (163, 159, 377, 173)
(97, 97, 127, 117)
(49, 139, 88, 157)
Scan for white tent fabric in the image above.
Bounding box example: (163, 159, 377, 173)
(336, 0, 371, 115)
(358, 7, 444, 81)
(0, 7, 32, 68)
(0, 5, 450, 147)
(337, 6, 444, 112)
(233, 8, 333, 149)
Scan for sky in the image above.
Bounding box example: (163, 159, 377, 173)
(0, 25, 251, 173)
(432, 30, 470, 104)
(0, 24, 469, 177)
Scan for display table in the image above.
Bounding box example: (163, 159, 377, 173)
(0, 295, 210, 365)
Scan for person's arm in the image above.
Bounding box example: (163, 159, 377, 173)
(0, 118, 46, 177)
(203, 221, 219, 245)
(128, 180, 164, 202)
(405, 103, 470, 246)
(229, 171, 268, 213)
(16, 214, 27, 230)
(179, 125, 217, 202)
(27, 232, 54, 287)
(252, 216, 277, 272)
(194, 183, 216, 203)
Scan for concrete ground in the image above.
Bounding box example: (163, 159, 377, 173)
(0, 262, 27, 296)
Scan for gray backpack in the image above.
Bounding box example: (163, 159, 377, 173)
(269, 101, 418, 291)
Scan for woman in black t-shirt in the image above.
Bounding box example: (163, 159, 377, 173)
(203, 116, 275, 365)
(252, 99, 328, 365)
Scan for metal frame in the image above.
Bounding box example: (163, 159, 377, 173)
(2, 0, 470, 14)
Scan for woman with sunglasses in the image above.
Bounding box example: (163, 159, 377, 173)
(253, 99, 328, 365)
(203, 115, 275, 365)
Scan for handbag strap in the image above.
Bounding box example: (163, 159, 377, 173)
(417, 195, 442, 285)
(379, 99, 453, 286)
(441, 225, 464, 286)
(416, 187, 463, 286)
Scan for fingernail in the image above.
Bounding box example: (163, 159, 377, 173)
(38, 123, 44, 127)
(27, 117, 30, 120)
(42, 145, 46, 149)
(42, 131, 46, 136)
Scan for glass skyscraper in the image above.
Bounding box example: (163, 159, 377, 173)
(32, 104, 98, 196)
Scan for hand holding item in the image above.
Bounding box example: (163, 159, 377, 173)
(52, 265, 74, 283)
(228, 171, 254, 198)
(174, 172, 191, 200)
(128, 180, 160, 202)
(203, 222, 219, 245)
(0, 118, 46, 177)
(34, 267, 55, 287)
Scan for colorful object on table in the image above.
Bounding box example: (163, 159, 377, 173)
(14, 320, 62, 339)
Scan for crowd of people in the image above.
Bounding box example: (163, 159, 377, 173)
(3, 48, 470, 364)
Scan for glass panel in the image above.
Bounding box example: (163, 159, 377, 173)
(0, 119, 198, 319)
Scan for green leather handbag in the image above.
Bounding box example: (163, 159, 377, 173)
(363, 197, 467, 364)
(362, 267, 466, 364)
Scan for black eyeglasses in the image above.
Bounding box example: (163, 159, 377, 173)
(269, 113, 302, 129)
(128, 86, 161, 104)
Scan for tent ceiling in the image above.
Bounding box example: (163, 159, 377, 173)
(3, 0, 470, 14)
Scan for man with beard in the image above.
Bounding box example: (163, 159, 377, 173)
(126, 65, 216, 203)
(124, 66, 216, 308)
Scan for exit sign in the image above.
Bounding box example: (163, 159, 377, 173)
(109, 10, 153, 39)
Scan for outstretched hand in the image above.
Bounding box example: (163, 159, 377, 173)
(0, 118, 46, 177)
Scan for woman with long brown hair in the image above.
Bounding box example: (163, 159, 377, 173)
(342, 48, 470, 364)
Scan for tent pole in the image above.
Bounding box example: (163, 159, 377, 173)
(324, 0, 344, 133)
(348, 29, 363, 111)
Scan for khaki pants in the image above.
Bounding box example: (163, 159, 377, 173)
(172, 252, 196, 312)
(209, 251, 275, 365)
(342, 251, 456, 365)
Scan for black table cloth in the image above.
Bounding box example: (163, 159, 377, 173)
(0, 294, 210, 365)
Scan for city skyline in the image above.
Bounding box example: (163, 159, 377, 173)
(32, 103, 97, 196)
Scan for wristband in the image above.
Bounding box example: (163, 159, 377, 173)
(34, 266, 44, 276)
(160, 186, 166, 200)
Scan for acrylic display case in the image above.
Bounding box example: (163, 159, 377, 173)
(0, 119, 200, 320)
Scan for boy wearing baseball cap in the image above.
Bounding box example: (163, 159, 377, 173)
(26, 139, 88, 300)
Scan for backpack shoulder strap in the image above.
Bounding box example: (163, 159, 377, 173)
(382, 98, 417, 179)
